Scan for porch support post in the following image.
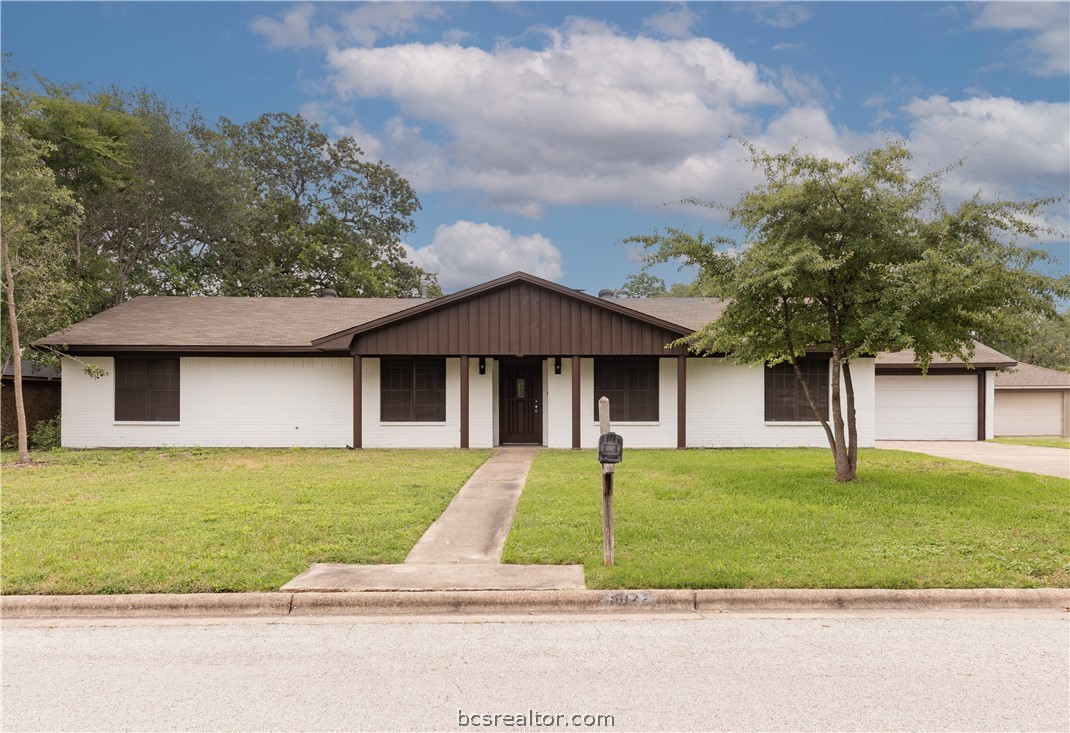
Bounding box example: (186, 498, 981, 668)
(677, 355, 687, 449)
(352, 354, 362, 449)
(571, 355, 581, 449)
(460, 355, 470, 449)
(976, 370, 986, 441)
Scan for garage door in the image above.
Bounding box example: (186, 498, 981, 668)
(876, 375, 977, 440)
(995, 390, 1064, 436)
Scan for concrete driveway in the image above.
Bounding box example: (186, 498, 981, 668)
(876, 440, 1069, 479)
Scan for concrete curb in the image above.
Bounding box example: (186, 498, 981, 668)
(2, 588, 1068, 619)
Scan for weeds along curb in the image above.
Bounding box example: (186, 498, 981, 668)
(2, 588, 1067, 619)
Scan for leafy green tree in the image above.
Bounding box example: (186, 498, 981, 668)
(631, 140, 1068, 481)
(1, 78, 81, 462)
(979, 310, 1070, 373)
(193, 112, 435, 297)
(24, 81, 145, 308)
(616, 272, 667, 297)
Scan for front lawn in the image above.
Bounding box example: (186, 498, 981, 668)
(502, 449, 1070, 589)
(992, 436, 1070, 449)
(2, 448, 491, 594)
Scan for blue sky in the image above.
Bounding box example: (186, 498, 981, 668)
(4, 1, 1068, 293)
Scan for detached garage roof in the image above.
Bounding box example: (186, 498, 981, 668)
(995, 362, 1070, 389)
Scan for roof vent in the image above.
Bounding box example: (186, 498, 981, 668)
(597, 289, 616, 299)
(319, 288, 338, 299)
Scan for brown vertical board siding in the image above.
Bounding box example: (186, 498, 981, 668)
(677, 355, 687, 448)
(460, 355, 470, 448)
(572, 355, 581, 449)
(352, 356, 362, 449)
(349, 281, 686, 355)
(977, 371, 986, 441)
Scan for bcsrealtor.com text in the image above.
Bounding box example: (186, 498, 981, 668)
(458, 710, 615, 728)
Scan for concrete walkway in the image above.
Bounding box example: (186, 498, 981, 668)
(406, 446, 538, 564)
(876, 440, 1069, 479)
(283, 448, 585, 591)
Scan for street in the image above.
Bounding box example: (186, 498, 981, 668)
(3, 610, 1067, 732)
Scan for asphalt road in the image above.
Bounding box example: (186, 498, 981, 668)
(3, 611, 1067, 732)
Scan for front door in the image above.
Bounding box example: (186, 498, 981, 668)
(500, 359, 542, 444)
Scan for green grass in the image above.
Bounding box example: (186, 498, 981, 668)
(991, 436, 1070, 449)
(1, 448, 491, 594)
(502, 449, 1070, 589)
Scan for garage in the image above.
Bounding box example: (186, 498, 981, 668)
(875, 374, 979, 441)
(996, 391, 1064, 435)
(994, 362, 1070, 437)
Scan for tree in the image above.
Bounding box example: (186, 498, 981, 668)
(630, 140, 1068, 481)
(616, 272, 667, 297)
(1, 78, 82, 463)
(192, 112, 435, 297)
(24, 82, 145, 310)
(978, 310, 1070, 373)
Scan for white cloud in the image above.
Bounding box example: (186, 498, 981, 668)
(972, 2, 1069, 76)
(251, 2, 444, 49)
(903, 95, 1070, 199)
(743, 3, 813, 29)
(772, 42, 807, 52)
(251, 4, 318, 49)
(404, 221, 564, 291)
(337, 2, 445, 47)
(642, 3, 700, 38)
(325, 19, 785, 214)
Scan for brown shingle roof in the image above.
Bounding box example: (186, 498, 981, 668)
(30, 288, 1020, 370)
(875, 341, 1016, 369)
(609, 298, 728, 332)
(995, 361, 1070, 389)
(35, 296, 425, 350)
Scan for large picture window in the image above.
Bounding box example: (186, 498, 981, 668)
(115, 358, 180, 422)
(764, 359, 830, 422)
(380, 358, 447, 422)
(593, 358, 659, 422)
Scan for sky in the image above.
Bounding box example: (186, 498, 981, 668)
(3, 1, 1068, 294)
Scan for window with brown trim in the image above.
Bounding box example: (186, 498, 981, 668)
(593, 358, 659, 422)
(115, 358, 180, 422)
(380, 358, 446, 422)
(764, 359, 830, 422)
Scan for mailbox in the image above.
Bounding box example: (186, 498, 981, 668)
(598, 432, 624, 464)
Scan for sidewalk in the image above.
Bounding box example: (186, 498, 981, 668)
(283, 447, 585, 591)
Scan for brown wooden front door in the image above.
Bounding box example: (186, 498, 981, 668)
(500, 359, 542, 444)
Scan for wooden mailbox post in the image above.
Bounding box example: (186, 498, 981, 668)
(596, 396, 621, 567)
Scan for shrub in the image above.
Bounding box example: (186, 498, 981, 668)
(28, 417, 61, 450)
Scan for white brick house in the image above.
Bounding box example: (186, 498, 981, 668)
(39, 272, 1010, 449)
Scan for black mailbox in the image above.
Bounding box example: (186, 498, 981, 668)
(598, 432, 623, 464)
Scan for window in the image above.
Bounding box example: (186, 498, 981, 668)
(380, 358, 446, 422)
(593, 358, 659, 422)
(764, 358, 830, 422)
(115, 358, 180, 422)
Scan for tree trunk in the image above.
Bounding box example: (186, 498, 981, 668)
(842, 360, 859, 475)
(2, 235, 30, 463)
(829, 351, 854, 481)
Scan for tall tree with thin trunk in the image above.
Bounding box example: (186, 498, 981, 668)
(1, 79, 81, 462)
(630, 140, 1068, 481)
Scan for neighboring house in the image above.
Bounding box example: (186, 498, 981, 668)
(1, 362, 61, 441)
(994, 362, 1070, 438)
(35, 272, 1013, 449)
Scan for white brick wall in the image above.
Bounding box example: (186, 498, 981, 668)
(62, 356, 353, 448)
(62, 354, 877, 449)
(686, 357, 876, 448)
(544, 357, 678, 448)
